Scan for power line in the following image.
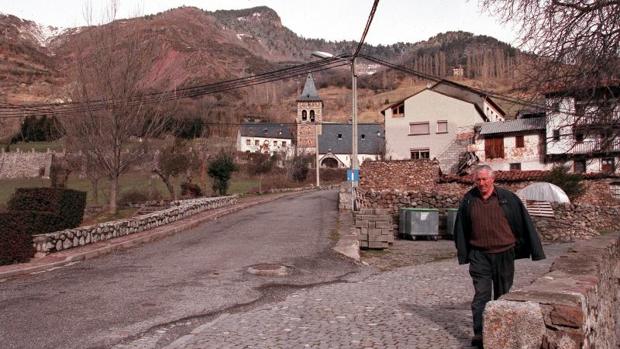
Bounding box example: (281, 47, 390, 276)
(0, 56, 350, 119)
(353, 0, 380, 58)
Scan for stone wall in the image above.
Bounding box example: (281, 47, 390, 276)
(484, 233, 620, 349)
(535, 204, 620, 242)
(0, 149, 59, 179)
(356, 188, 620, 242)
(359, 160, 440, 191)
(32, 196, 237, 255)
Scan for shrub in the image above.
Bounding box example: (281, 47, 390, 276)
(290, 155, 310, 182)
(0, 211, 64, 265)
(544, 165, 585, 198)
(180, 182, 203, 198)
(208, 151, 238, 195)
(7, 188, 87, 229)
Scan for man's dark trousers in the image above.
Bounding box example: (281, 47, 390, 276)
(468, 248, 515, 336)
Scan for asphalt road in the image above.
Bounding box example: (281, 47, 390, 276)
(0, 190, 358, 349)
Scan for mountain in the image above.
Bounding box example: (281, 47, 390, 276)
(0, 6, 526, 125)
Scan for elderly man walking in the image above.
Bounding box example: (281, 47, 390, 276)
(454, 164, 546, 348)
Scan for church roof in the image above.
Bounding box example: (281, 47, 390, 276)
(318, 123, 384, 155)
(298, 74, 322, 102)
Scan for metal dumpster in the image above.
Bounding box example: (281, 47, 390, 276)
(400, 208, 439, 240)
(445, 208, 458, 239)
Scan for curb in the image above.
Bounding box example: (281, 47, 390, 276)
(332, 210, 360, 262)
(0, 191, 303, 280)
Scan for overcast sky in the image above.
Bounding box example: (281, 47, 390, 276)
(1, 0, 519, 45)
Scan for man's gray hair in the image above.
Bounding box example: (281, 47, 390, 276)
(473, 164, 495, 177)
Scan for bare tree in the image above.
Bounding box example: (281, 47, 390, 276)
(481, 0, 620, 170)
(62, 1, 170, 214)
(480, 0, 620, 93)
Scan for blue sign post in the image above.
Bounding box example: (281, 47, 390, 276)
(346, 169, 359, 182)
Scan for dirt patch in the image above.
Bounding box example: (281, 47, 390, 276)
(361, 239, 457, 271)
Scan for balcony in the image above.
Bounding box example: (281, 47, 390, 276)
(571, 139, 620, 154)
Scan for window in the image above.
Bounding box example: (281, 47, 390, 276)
(574, 160, 586, 174)
(485, 137, 504, 159)
(245, 139, 251, 146)
(550, 100, 560, 112)
(515, 135, 524, 148)
(254, 140, 259, 146)
(437, 120, 448, 134)
(510, 163, 522, 171)
(574, 131, 584, 143)
(282, 141, 287, 147)
(553, 129, 560, 141)
(361, 134, 366, 140)
(337, 133, 342, 140)
(302, 110, 307, 121)
(392, 103, 405, 117)
(410, 148, 430, 159)
(602, 158, 615, 173)
(409, 122, 430, 135)
(310, 110, 316, 122)
(273, 140, 277, 145)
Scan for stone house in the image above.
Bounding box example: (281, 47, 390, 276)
(473, 116, 551, 171)
(545, 86, 620, 174)
(381, 79, 505, 173)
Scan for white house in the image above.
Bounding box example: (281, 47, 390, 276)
(381, 80, 505, 173)
(237, 123, 295, 159)
(545, 86, 620, 173)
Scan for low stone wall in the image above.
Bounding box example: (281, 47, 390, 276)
(32, 196, 237, 256)
(357, 189, 620, 242)
(484, 233, 620, 349)
(535, 204, 620, 242)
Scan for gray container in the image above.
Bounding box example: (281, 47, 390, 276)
(445, 208, 458, 239)
(400, 208, 439, 240)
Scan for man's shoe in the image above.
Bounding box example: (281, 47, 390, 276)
(471, 335, 483, 348)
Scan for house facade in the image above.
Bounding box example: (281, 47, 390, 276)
(237, 123, 294, 159)
(382, 80, 505, 173)
(474, 117, 551, 171)
(544, 87, 620, 174)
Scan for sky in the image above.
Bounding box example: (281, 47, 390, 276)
(1, 0, 519, 45)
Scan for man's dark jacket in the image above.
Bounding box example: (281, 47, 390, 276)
(454, 186, 546, 265)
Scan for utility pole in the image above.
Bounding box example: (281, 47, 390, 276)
(351, 57, 359, 188)
(316, 123, 320, 187)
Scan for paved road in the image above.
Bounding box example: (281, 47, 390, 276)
(160, 243, 572, 349)
(0, 190, 357, 349)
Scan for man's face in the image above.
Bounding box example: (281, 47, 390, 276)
(474, 169, 495, 196)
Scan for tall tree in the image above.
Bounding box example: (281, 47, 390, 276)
(62, 1, 170, 214)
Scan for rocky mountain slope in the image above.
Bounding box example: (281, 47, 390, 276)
(0, 6, 525, 126)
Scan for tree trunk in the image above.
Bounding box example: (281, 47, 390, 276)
(153, 169, 175, 199)
(90, 178, 99, 205)
(109, 175, 119, 215)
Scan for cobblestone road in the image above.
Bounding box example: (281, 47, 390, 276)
(165, 242, 572, 349)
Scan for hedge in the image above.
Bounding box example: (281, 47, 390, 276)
(0, 211, 64, 265)
(7, 188, 87, 229)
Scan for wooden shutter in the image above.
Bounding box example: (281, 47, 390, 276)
(485, 137, 504, 159)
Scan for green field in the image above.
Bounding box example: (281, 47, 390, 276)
(0, 172, 260, 209)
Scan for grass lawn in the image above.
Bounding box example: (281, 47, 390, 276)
(8, 140, 64, 152)
(0, 172, 260, 209)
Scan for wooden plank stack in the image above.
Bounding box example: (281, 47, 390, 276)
(355, 208, 394, 249)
